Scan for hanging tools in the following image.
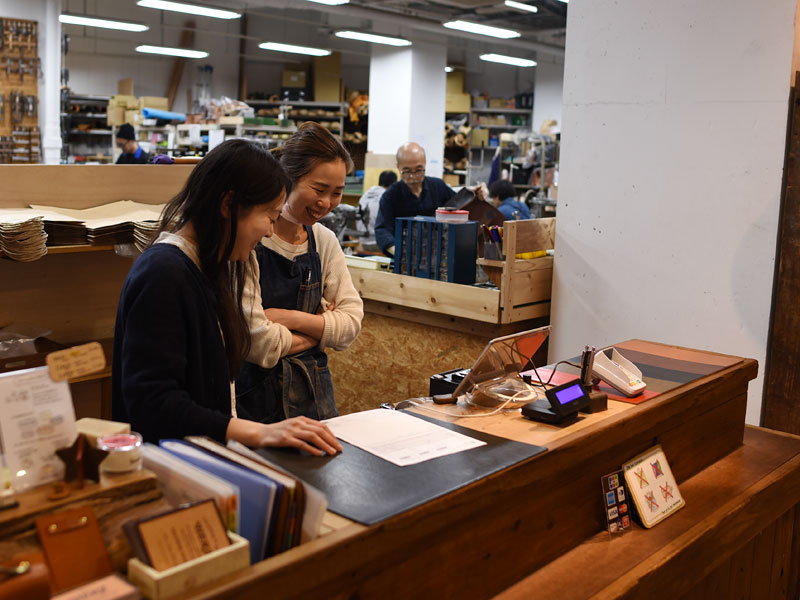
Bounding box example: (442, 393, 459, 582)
(10, 91, 23, 124)
(24, 95, 36, 118)
(0, 94, 5, 123)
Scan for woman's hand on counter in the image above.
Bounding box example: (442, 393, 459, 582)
(227, 417, 342, 456)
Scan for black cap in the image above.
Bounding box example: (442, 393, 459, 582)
(117, 123, 135, 141)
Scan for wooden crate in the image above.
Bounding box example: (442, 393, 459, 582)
(476, 217, 555, 324)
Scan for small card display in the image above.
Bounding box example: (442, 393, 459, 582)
(129, 499, 231, 571)
(622, 445, 684, 528)
(600, 470, 632, 537)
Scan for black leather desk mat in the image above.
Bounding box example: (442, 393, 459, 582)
(255, 411, 547, 525)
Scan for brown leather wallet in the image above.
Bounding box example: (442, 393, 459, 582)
(0, 552, 50, 600)
(35, 506, 113, 593)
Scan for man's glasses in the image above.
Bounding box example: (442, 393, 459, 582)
(400, 167, 425, 179)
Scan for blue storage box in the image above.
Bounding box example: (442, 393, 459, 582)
(393, 216, 478, 284)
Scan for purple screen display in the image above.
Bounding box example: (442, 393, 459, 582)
(555, 384, 584, 405)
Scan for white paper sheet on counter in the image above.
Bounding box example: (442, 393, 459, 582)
(324, 409, 485, 467)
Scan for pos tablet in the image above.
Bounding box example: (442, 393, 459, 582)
(521, 378, 591, 424)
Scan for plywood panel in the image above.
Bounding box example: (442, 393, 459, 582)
(0, 165, 194, 207)
(326, 311, 488, 415)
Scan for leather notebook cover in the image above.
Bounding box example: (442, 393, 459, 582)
(34, 506, 112, 593)
(255, 411, 547, 525)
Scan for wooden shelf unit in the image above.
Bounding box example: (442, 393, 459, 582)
(349, 218, 556, 325)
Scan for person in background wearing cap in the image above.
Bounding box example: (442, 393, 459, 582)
(115, 123, 151, 164)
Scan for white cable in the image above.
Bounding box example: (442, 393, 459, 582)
(408, 387, 541, 419)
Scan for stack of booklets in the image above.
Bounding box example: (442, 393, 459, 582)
(0, 210, 48, 261)
(27, 201, 165, 247)
(142, 437, 327, 565)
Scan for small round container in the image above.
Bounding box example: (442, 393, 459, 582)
(435, 208, 469, 223)
(97, 432, 143, 474)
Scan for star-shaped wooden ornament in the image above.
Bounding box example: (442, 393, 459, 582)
(55, 434, 108, 488)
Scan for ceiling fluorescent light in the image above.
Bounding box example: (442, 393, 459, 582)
(59, 14, 149, 32)
(136, 0, 240, 20)
(335, 31, 411, 47)
(259, 42, 331, 57)
(443, 20, 520, 39)
(304, 0, 349, 5)
(444, 66, 454, 73)
(504, 1, 538, 13)
(480, 53, 536, 67)
(136, 45, 209, 58)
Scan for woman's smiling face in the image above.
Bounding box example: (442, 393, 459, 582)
(285, 159, 346, 225)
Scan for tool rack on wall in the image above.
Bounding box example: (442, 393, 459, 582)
(0, 17, 40, 164)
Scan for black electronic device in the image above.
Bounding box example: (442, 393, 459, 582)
(429, 367, 470, 397)
(521, 378, 591, 424)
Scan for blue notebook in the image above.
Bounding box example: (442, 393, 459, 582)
(159, 439, 277, 564)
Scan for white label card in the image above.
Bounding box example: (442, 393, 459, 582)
(0, 367, 77, 490)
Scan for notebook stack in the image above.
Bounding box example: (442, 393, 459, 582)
(142, 437, 327, 565)
(0, 210, 48, 261)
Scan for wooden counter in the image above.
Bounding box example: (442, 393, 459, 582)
(174, 341, 769, 599)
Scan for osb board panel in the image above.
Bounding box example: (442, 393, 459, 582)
(0, 165, 195, 207)
(0, 249, 134, 343)
(327, 311, 488, 415)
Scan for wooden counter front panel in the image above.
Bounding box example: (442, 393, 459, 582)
(187, 358, 757, 600)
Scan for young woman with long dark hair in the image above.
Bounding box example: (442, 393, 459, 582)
(236, 123, 363, 423)
(112, 139, 341, 455)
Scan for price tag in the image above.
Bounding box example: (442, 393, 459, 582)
(46, 342, 106, 382)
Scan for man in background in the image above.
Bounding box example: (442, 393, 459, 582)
(374, 142, 455, 257)
(357, 170, 397, 250)
(115, 123, 150, 164)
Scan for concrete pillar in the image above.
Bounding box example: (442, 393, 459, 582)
(366, 41, 446, 182)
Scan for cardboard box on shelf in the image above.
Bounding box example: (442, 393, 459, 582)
(282, 70, 307, 89)
(470, 128, 489, 148)
(446, 93, 471, 113)
(443, 173, 461, 186)
(488, 98, 512, 109)
(139, 96, 169, 110)
(314, 52, 342, 102)
(118, 78, 134, 96)
(109, 95, 138, 109)
(107, 106, 124, 126)
(124, 109, 142, 127)
(446, 71, 465, 95)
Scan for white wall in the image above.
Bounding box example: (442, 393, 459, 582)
(550, 0, 797, 424)
(3, 0, 62, 163)
(532, 56, 564, 133)
(367, 46, 413, 156)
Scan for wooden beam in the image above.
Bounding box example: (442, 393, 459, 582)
(166, 22, 196, 112)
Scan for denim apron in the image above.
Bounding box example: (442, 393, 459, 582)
(235, 226, 338, 423)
